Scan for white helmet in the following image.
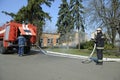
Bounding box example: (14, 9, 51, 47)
(97, 28, 102, 31)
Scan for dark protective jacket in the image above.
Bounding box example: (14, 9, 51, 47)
(95, 32, 105, 49)
(18, 35, 26, 46)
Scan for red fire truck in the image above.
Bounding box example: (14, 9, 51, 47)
(0, 21, 37, 54)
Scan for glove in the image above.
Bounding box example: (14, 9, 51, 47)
(91, 38, 96, 43)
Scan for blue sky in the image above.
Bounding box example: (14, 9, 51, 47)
(0, 0, 27, 24)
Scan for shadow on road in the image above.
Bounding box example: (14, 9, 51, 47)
(1, 50, 44, 56)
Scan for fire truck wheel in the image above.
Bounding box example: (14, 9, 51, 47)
(0, 41, 6, 54)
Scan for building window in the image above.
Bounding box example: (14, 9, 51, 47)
(48, 39, 50, 43)
(48, 38, 53, 43)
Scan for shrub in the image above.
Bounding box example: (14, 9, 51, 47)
(76, 41, 114, 50)
(76, 41, 94, 49)
(104, 44, 114, 50)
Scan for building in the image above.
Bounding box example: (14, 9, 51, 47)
(40, 31, 89, 47)
(40, 33, 60, 47)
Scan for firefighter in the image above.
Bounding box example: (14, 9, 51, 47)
(95, 28, 105, 65)
(18, 33, 26, 56)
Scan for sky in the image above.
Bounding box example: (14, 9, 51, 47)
(0, 0, 27, 24)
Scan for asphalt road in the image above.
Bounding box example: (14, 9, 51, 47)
(0, 50, 120, 80)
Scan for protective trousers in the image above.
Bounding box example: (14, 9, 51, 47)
(96, 49, 103, 62)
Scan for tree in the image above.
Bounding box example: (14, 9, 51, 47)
(2, 0, 54, 46)
(70, 0, 84, 49)
(56, 0, 74, 49)
(26, 0, 54, 46)
(85, 0, 120, 47)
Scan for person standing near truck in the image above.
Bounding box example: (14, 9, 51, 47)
(18, 34, 26, 56)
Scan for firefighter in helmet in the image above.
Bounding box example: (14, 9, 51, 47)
(18, 33, 26, 56)
(95, 28, 105, 65)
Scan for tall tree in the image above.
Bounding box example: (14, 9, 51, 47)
(26, 0, 54, 46)
(70, 0, 84, 49)
(2, 0, 54, 46)
(56, 0, 74, 49)
(85, 0, 120, 47)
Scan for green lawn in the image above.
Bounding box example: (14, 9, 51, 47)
(45, 48, 120, 58)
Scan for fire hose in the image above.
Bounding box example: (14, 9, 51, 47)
(82, 43, 96, 64)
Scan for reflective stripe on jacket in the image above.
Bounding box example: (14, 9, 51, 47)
(96, 47, 104, 49)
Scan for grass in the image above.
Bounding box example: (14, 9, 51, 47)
(45, 48, 120, 58)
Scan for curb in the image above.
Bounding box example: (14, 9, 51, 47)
(46, 51, 120, 62)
